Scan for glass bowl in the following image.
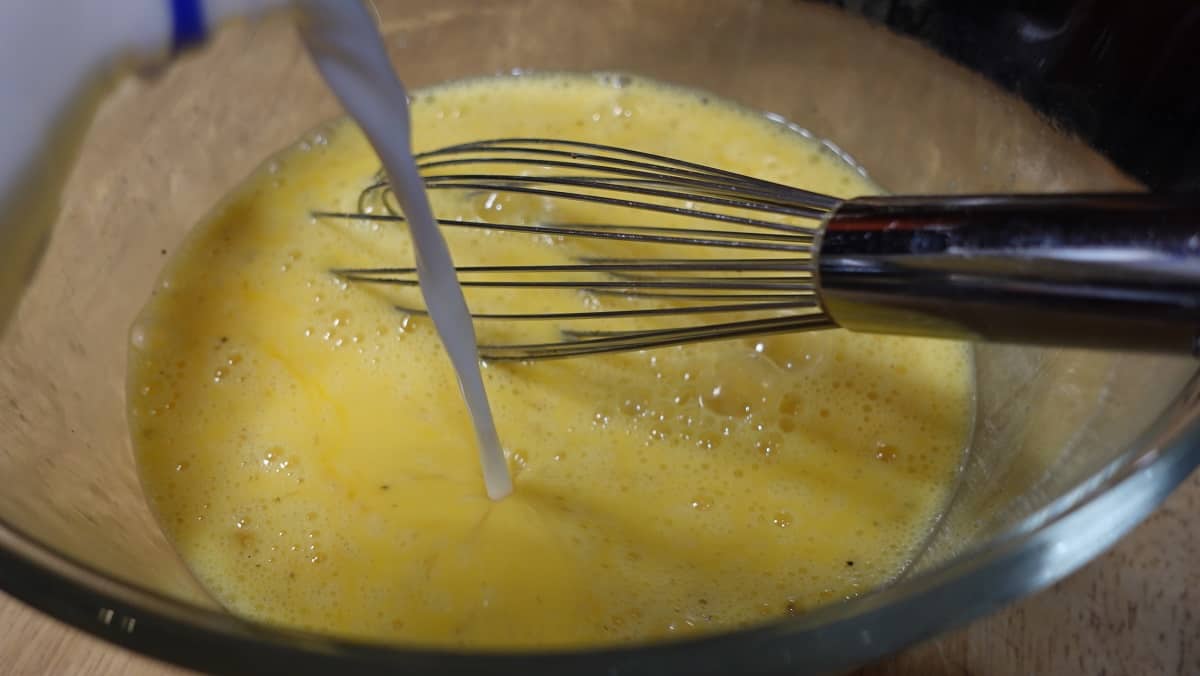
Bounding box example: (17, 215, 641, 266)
(0, 1, 1196, 673)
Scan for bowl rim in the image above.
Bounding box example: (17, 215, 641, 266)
(1, 368, 1197, 675)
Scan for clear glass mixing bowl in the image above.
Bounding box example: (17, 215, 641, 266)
(1, 1, 1197, 674)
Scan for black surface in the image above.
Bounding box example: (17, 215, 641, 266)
(829, 0, 1200, 192)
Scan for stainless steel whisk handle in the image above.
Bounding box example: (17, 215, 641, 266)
(816, 193, 1200, 355)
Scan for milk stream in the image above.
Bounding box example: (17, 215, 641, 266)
(297, 2, 512, 500)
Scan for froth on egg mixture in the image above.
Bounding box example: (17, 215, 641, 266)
(128, 74, 974, 648)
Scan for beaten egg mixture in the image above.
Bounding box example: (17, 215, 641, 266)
(129, 74, 973, 647)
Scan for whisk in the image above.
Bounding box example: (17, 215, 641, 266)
(316, 138, 1200, 360)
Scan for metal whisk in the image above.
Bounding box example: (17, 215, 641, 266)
(316, 138, 1200, 360)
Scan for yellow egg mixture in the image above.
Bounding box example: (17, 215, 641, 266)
(129, 74, 973, 648)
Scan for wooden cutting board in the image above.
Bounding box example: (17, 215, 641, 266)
(2, 472, 1196, 675)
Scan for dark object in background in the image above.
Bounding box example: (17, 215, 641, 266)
(830, 0, 1200, 192)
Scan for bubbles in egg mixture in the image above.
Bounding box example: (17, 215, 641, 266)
(128, 73, 974, 648)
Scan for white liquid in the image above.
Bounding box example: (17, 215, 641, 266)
(296, 1, 512, 500)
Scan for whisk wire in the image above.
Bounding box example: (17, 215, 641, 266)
(478, 314, 836, 360)
(414, 164, 828, 219)
(411, 179, 820, 232)
(392, 299, 817, 321)
(415, 138, 841, 211)
(313, 211, 814, 252)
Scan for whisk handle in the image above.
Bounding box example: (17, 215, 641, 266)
(816, 193, 1200, 355)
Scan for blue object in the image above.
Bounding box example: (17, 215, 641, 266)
(170, 0, 206, 51)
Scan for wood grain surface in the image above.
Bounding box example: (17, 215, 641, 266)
(1, 471, 1196, 675)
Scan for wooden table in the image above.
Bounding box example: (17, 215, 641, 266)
(2, 472, 1197, 675)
